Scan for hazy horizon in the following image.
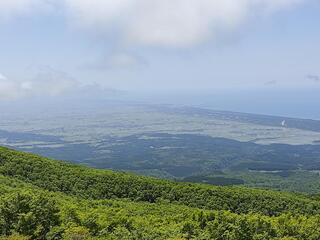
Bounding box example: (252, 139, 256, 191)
(1, 0, 320, 119)
(1, 87, 320, 120)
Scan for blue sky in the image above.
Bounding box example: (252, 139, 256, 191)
(0, 0, 320, 100)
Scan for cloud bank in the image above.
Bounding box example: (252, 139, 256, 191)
(0, 67, 77, 100)
(0, 0, 308, 99)
(0, 0, 304, 47)
(65, 0, 304, 47)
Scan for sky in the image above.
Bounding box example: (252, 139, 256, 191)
(0, 0, 320, 112)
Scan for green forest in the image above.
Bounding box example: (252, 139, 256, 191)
(0, 146, 320, 240)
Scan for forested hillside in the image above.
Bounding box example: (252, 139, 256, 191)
(0, 146, 320, 239)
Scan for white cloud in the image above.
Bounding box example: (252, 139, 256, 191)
(0, 68, 77, 100)
(64, 0, 304, 47)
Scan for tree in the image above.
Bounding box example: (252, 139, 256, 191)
(0, 192, 60, 239)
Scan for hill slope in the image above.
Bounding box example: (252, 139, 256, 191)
(0, 146, 320, 239)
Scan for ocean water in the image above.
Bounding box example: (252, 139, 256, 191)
(138, 88, 320, 120)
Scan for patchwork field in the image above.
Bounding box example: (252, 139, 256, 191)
(1, 104, 320, 193)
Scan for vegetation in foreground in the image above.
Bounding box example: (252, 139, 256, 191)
(0, 146, 320, 239)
